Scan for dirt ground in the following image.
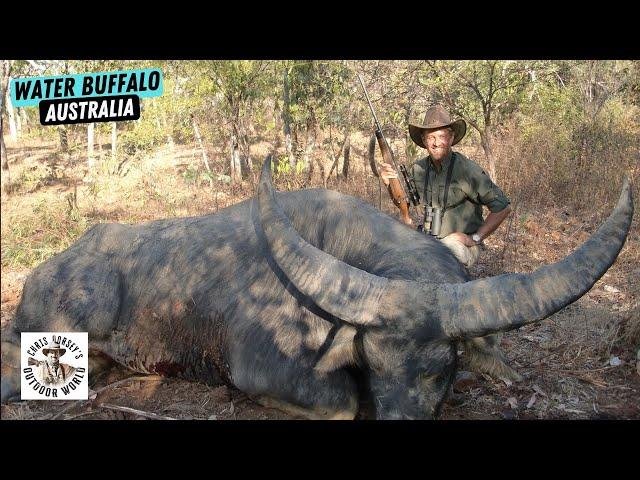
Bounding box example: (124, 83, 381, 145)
(2, 138, 639, 420)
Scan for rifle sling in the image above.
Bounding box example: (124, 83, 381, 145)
(442, 152, 456, 213)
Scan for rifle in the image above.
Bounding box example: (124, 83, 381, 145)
(356, 74, 420, 225)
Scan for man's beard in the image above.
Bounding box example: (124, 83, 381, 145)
(430, 148, 451, 161)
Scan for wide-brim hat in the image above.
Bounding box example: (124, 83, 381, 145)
(409, 104, 467, 148)
(42, 342, 66, 357)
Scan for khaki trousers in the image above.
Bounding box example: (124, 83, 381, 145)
(440, 234, 481, 268)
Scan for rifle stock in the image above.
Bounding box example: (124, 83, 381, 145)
(357, 73, 414, 225)
(374, 131, 412, 224)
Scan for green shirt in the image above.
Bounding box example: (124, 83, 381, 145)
(410, 151, 510, 239)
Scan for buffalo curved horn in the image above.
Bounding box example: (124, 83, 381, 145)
(437, 178, 634, 339)
(257, 157, 389, 326)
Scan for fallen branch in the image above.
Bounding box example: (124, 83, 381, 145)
(52, 375, 164, 420)
(100, 403, 177, 420)
(563, 373, 608, 388)
(65, 411, 100, 420)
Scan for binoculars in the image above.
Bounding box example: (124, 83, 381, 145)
(420, 206, 442, 236)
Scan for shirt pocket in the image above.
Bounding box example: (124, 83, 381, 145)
(443, 184, 468, 210)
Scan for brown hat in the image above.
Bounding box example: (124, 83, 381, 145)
(42, 342, 66, 357)
(409, 105, 467, 148)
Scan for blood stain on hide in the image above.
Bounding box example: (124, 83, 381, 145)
(151, 361, 186, 377)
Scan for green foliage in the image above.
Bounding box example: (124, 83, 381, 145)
(181, 165, 231, 187)
(288, 61, 352, 128)
(119, 110, 165, 153)
(419, 60, 533, 133)
(501, 60, 639, 208)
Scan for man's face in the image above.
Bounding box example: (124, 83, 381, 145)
(47, 351, 60, 367)
(423, 127, 454, 162)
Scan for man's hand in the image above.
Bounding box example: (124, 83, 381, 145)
(446, 231, 477, 247)
(378, 163, 397, 186)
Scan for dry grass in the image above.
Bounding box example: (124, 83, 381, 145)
(2, 132, 639, 420)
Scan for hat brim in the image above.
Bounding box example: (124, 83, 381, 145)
(409, 118, 467, 148)
(42, 348, 66, 356)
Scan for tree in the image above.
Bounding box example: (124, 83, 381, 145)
(1, 60, 14, 196)
(282, 62, 296, 170)
(199, 61, 269, 184)
(420, 60, 532, 181)
(287, 60, 352, 180)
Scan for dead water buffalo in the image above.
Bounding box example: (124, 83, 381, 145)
(1, 159, 634, 419)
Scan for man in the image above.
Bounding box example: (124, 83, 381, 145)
(34, 342, 76, 387)
(380, 104, 511, 268)
(380, 105, 521, 383)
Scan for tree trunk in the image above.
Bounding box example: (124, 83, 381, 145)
(1, 128, 9, 196)
(192, 115, 211, 172)
(58, 126, 69, 154)
(230, 124, 242, 184)
(242, 134, 253, 175)
(239, 116, 253, 175)
(292, 124, 300, 164)
(230, 134, 242, 184)
(111, 122, 117, 162)
(1, 60, 13, 196)
(480, 128, 497, 183)
(6, 89, 18, 143)
(404, 102, 418, 168)
(87, 123, 95, 173)
(342, 133, 351, 179)
(302, 115, 317, 172)
(160, 111, 174, 151)
(16, 106, 22, 137)
(328, 127, 351, 181)
(19, 107, 28, 136)
(282, 67, 295, 170)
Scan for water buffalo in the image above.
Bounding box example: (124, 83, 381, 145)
(1, 159, 634, 419)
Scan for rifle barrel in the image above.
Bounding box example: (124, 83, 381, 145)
(356, 74, 382, 132)
(357, 71, 422, 223)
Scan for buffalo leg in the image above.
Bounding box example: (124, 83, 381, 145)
(234, 365, 359, 420)
(462, 334, 523, 382)
(1, 339, 21, 403)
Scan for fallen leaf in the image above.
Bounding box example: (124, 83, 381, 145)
(453, 371, 479, 393)
(208, 415, 218, 420)
(507, 397, 518, 409)
(603, 285, 620, 294)
(533, 384, 547, 397)
(526, 393, 537, 409)
(609, 356, 622, 367)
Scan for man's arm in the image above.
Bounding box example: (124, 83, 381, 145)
(379, 163, 413, 225)
(449, 162, 512, 246)
(476, 205, 511, 241)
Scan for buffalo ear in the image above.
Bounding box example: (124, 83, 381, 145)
(314, 325, 358, 373)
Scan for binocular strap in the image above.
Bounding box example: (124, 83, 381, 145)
(421, 152, 457, 227)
